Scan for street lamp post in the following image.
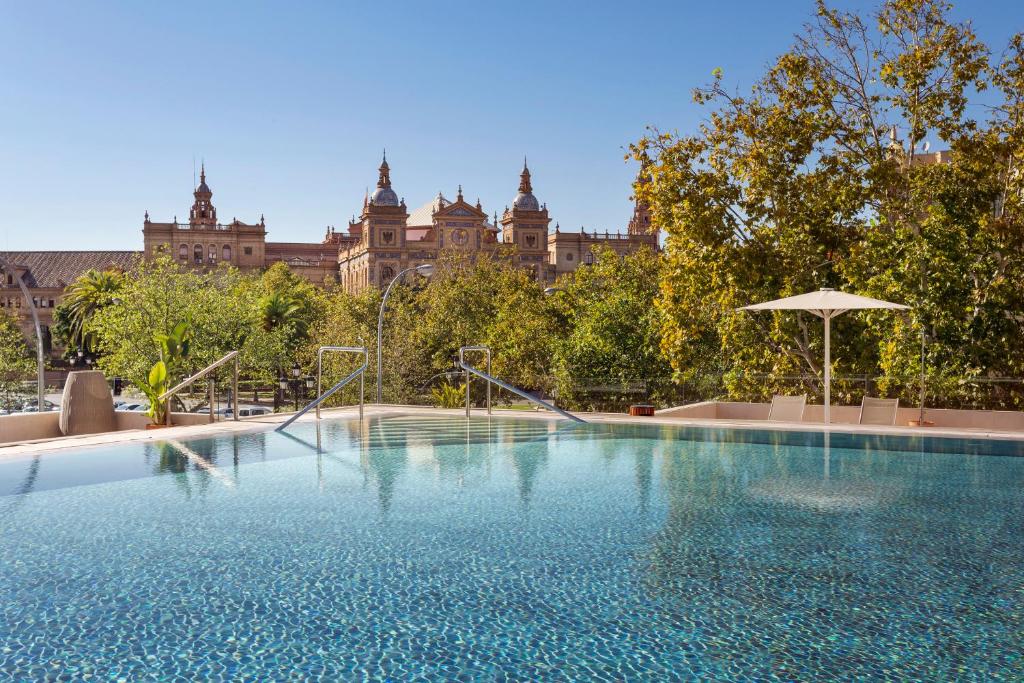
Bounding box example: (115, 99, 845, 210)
(277, 373, 288, 412)
(376, 263, 434, 404)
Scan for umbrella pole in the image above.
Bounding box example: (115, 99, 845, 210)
(824, 314, 831, 425)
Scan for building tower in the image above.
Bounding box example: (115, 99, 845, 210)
(627, 161, 653, 236)
(189, 164, 217, 227)
(500, 159, 551, 282)
(352, 152, 409, 288)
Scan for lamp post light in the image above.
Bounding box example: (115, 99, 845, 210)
(277, 373, 288, 412)
(376, 263, 434, 404)
(291, 362, 301, 411)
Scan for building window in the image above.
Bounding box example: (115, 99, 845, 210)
(222, 245, 232, 261)
(566, 252, 574, 261)
(244, 246, 253, 256)
(194, 245, 203, 264)
(209, 245, 217, 262)
(48, 299, 55, 308)
(380, 265, 395, 284)
(179, 244, 188, 260)
(584, 251, 594, 265)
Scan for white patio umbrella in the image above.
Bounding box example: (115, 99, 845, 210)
(739, 288, 909, 424)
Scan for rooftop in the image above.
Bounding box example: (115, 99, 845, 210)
(0, 251, 140, 289)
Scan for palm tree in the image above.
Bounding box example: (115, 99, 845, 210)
(260, 291, 307, 335)
(59, 269, 124, 352)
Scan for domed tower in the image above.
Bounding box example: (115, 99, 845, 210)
(369, 152, 401, 208)
(189, 164, 217, 227)
(500, 159, 551, 281)
(356, 152, 409, 286)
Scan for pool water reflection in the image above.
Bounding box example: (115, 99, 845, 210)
(0, 416, 1021, 680)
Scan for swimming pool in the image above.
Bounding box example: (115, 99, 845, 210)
(1, 415, 1021, 680)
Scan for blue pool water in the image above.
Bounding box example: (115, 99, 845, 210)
(1, 416, 1022, 680)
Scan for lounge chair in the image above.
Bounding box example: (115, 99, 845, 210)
(859, 397, 899, 425)
(768, 394, 806, 422)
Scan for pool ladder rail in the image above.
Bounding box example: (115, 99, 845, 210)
(457, 345, 586, 424)
(276, 346, 367, 432)
(158, 350, 240, 425)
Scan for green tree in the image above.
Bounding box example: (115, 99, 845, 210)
(0, 309, 35, 410)
(54, 268, 125, 354)
(550, 246, 672, 410)
(633, 0, 1023, 408)
(88, 256, 290, 396)
(413, 253, 556, 402)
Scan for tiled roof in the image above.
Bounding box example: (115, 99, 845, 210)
(0, 251, 141, 289)
(407, 194, 450, 227)
(406, 193, 497, 230)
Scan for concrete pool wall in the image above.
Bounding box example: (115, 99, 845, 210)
(658, 401, 1024, 431)
(0, 410, 216, 445)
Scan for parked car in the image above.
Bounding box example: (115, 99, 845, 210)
(19, 399, 59, 413)
(194, 406, 271, 417)
(238, 407, 271, 417)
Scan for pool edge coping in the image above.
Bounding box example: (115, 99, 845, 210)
(2, 404, 1023, 458)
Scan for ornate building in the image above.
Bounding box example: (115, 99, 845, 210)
(334, 155, 659, 292)
(134, 155, 660, 293)
(0, 250, 139, 356)
(142, 165, 341, 284)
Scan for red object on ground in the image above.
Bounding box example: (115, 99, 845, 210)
(629, 404, 655, 417)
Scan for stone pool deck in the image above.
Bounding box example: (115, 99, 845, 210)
(2, 404, 1024, 458)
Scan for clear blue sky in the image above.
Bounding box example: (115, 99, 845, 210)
(1, 1, 1019, 251)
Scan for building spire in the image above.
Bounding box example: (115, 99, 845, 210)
(519, 158, 532, 194)
(378, 152, 391, 188)
(627, 159, 654, 236)
(190, 162, 216, 225)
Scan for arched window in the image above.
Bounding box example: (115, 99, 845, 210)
(222, 245, 231, 261)
(380, 264, 395, 284)
(566, 252, 574, 261)
(209, 245, 217, 262)
(194, 245, 203, 264)
(584, 251, 594, 265)
(179, 244, 188, 260)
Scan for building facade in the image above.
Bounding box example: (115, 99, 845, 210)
(139, 156, 659, 293)
(334, 156, 658, 291)
(2, 156, 660, 354)
(142, 165, 342, 285)
(0, 251, 139, 355)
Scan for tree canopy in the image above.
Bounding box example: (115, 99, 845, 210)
(632, 0, 1024, 408)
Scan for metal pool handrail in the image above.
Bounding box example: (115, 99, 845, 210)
(457, 353, 586, 424)
(458, 345, 491, 417)
(276, 346, 367, 432)
(158, 350, 240, 425)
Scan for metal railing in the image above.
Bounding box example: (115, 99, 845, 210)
(459, 346, 491, 417)
(158, 350, 240, 425)
(276, 346, 367, 432)
(457, 345, 585, 423)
